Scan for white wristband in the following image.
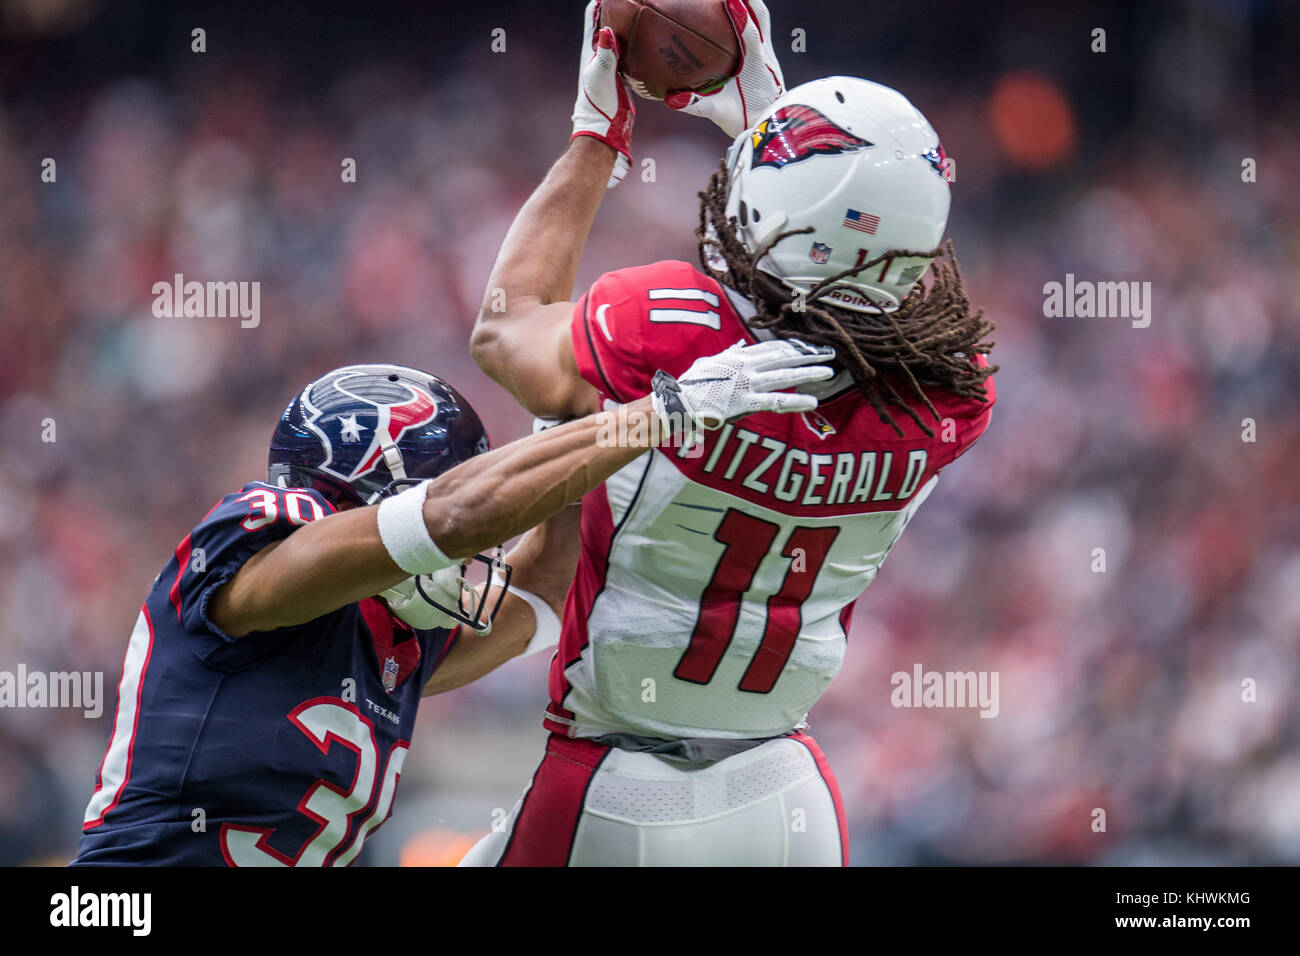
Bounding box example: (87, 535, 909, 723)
(376, 480, 457, 576)
(495, 579, 561, 658)
(532, 416, 571, 434)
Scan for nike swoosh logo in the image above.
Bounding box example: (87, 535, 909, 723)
(595, 303, 613, 341)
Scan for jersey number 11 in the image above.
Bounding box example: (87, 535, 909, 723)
(674, 509, 840, 694)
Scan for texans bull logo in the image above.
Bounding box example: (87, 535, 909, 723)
(300, 371, 439, 482)
(750, 105, 874, 170)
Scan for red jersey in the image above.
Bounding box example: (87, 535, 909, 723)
(545, 260, 994, 740)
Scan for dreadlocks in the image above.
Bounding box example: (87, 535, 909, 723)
(696, 161, 997, 437)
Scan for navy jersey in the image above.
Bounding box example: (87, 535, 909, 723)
(74, 482, 456, 866)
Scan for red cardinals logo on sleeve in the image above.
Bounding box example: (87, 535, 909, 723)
(750, 105, 874, 170)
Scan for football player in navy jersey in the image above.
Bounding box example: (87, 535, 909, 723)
(72, 351, 835, 866)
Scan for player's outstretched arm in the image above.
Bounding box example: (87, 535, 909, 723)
(469, 137, 609, 420)
(209, 399, 655, 638)
(470, 7, 631, 420)
(211, 340, 833, 638)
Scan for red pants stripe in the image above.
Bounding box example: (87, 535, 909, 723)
(789, 731, 850, 867)
(499, 735, 611, 867)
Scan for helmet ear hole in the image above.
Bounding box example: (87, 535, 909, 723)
(388, 374, 399, 381)
(835, 90, 845, 103)
(738, 201, 749, 227)
(752, 208, 761, 222)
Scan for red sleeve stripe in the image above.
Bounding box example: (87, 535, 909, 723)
(169, 533, 192, 622)
(579, 296, 624, 403)
(169, 495, 227, 621)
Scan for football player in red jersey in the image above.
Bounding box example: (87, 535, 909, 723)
(463, 1, 997, 866)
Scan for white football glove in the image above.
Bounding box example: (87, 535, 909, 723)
(380, 565, 491, 634)
(664, 0, 785, 138)
(651, 338, 835, 441)
(571, 0, 635, 188)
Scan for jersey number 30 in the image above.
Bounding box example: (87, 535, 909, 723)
(220, 699, 406, 867)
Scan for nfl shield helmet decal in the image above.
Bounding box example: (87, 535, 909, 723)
(809, 241, 833, 264)
(383, 656, 400, 694)
(299, 370, 439, 484)
(750, 105, 874, 171)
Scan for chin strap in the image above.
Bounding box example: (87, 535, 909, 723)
(380, 439, 406, 480)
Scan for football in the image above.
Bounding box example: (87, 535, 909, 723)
(598, 0, 741, 100)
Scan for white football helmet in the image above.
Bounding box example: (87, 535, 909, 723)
(722, 76, 952, 312)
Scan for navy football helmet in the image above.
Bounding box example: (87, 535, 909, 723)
(269, 364, 509, 629)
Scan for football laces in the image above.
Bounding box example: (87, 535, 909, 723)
(622, 74, 664, 101)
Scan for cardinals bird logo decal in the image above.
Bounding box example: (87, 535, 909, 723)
(750, 105, 874, 171)
(801, 410, 837, 440)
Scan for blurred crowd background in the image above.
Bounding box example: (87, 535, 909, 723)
(1, 0, 1297, 866)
